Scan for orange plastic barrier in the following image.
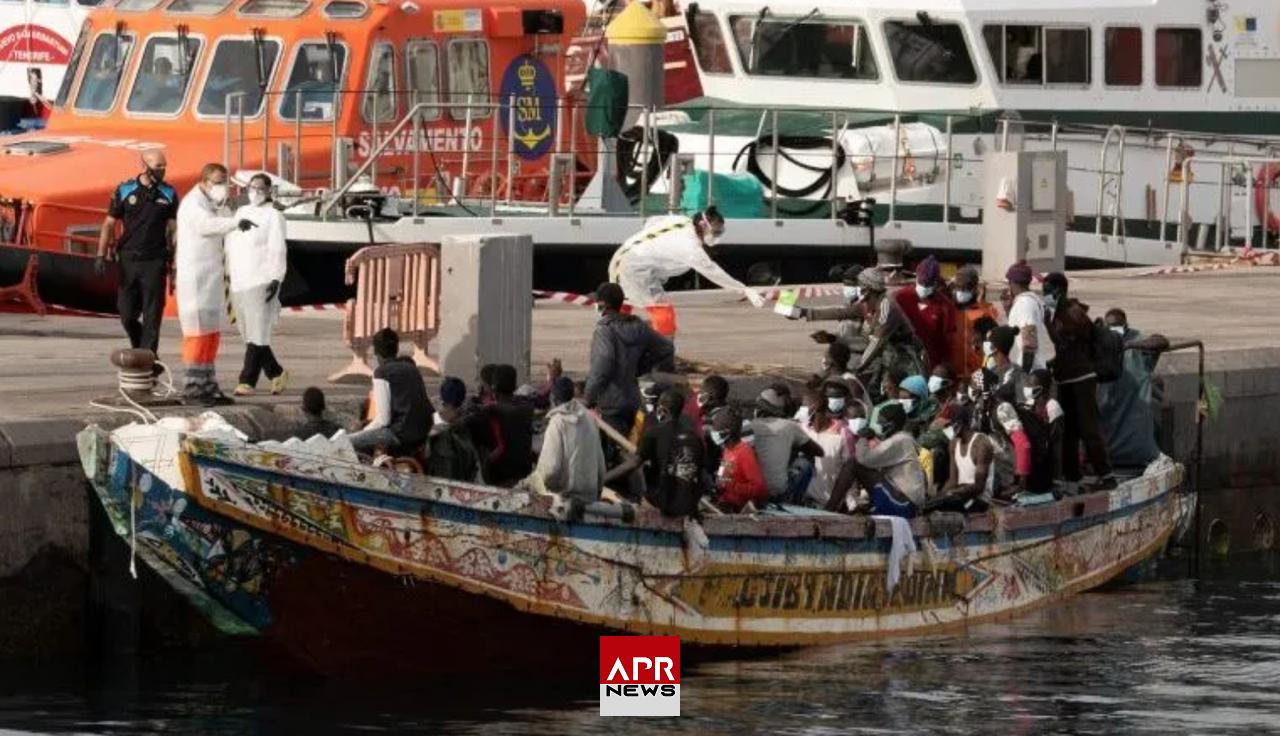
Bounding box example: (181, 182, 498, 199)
(329, 244, 441, 382)
(0, 255, 47, 316)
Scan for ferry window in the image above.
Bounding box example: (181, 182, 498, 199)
(323, 0, 366, 18)
(405, 40, 441, 120)
(729, 15, 877, 80)
(197, 38, 280, 116)
(54, 25, 89, 107)
(279, 42, 348, 120)
(127, 36, 202, 114)
(362, 43, 397, 123)
(74, 33, 135, 112)
(239, 0, 309, 17)
(445, 39, 490, 120)
(883, 20, 976, 84)
(1105, 27, 1142, 86)
(1156, 28, 1201, 88)
(983, 25, 1040, 85)
(688, 10, 731, 75)
(115, 0, 162, 9)
(1044, 28, 1089, 84)
(166, 0, 233, 13)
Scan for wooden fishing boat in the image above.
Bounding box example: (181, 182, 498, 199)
(79, 421, 1187, 674)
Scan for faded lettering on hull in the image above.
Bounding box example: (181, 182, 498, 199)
(671, 567, 977, 619)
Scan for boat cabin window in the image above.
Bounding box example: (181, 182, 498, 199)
(1155, 27, 1201, 88)
(687, 10, 732, 75)
(239, 0, 309, 18)
(730, 15, 877, 80)
(445, 39, 490, 120)
(78, 0, 106, 5)
(362, 43, 397, 123)
(883, 20, 976, 84)
(1105, 27, 1142, 86)
(197, 37, 280, 116)
(127, 35, 203, 114)
(279, 42, 348, 120)
(74, 33, 135, 112)
(323, 0, 366, 18)
(54, 25, 89, 107)
(405, 40, 441, 120)
(115, 0, 163, 9)
(982, 25, 1089, 85)
(165, 0, 234, 14)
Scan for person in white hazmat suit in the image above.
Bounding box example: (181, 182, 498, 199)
(228, 173, 290, 396)
(607, 206, 767, 336)
(175, 162, 254, 406)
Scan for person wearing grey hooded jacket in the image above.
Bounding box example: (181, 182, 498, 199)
(531, 377, 607, 505)
(584, 282, 675, 436)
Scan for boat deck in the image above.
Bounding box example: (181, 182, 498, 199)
(0, 265, 1277, 421)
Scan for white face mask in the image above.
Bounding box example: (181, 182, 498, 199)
(899, 398, 915, 413)
(644, 401, 657, 415)
(927, 375, 946, 395)
(248, 189, 268, 206)
(954, 289, 974, 305)
(943, 426, 957, 441)
(207, 183, 228, 204)
(1110, 325, 1126, 336)
(982, 341, 995, 357)
(827, 397, 846, 414)
(848, 417, 867, 434)
(1022, 386, 1038, 404)
(842, 285, 861, 302)
(916, 284, 934, 299)
(710, 429, 727, 446)
(703, 233, 721, 247)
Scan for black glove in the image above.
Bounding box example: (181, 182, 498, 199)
(264, 280, 280, 303)
(237, 218, 258, 232)
(93, 256, 106, 278)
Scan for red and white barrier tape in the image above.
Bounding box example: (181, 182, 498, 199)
(533, 290, 634, 314)
(285, 303, 346, 313)
(1136, 248, 1280, 277)
(760, 284, 842, 300)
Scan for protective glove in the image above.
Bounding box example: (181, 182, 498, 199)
(237, 219, 258, 232)
(93, 256, 106, 278)
(264, 279, 280, 303)
(744, 288, 767, 309)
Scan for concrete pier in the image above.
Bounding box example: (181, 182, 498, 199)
(1, 265, 1279, 654)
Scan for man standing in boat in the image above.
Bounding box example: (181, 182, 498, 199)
(608, 206, 768, 338)
(95, 150, 178, 366)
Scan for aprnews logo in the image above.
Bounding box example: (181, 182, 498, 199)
(599, 636, 680, 717)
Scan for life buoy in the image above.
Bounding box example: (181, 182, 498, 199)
(1254, 162, 1280, 233)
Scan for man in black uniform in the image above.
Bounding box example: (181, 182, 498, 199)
(95, 150, 178, 359)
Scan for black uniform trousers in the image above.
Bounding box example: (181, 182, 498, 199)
(117, 253, 167, 356)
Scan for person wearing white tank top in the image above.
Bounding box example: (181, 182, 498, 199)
(929, 403, 994, 513)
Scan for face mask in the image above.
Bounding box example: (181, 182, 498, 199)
(1110, 326, 1126, 336)
(696, 394, 709, 408)
(826, 397, 846, 414)
(954, 289, 973, 305)
(146, 166, 165, 183)
(843, 285, 861, 302)
(1022, 386, 1039, 404)
(208, 183, 228, 204)
(1044, 294, 1060, 310)
(710, 430, 727, 447)
(916, 284, 934, 299)
(967, 385, 980, 401)
(943, 426, 957, 441)
(899, 398, 915, 413)
(248, 189, 267, 206)
(982, 341, 995, 357)
(928, 375, 946, 395)
(644, 401, 657, 415)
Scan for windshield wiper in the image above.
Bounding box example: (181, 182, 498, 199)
(750, 8, 820, 72)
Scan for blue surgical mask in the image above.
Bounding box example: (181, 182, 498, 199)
(827, 397, 846, 414)
(928, 375, 946, 395)
(1044, 293, 1060, 310)
(916, 284, 934, 299)
(982, 340, 995, 357)
(843, 285, 861, 302)
(710, 429, 727, 446)
(899, 398, 915, 413)
(954, 289, 974, 305)
(848, 417, 867, 434)
(943, 426, 957, 441)
(1110, 326, 1126, 336)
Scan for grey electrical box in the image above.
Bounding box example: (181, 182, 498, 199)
(437, 233, 534, 385)
(981, 150, 1068, 283)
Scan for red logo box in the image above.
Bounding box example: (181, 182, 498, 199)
(599, 636, 680, 716)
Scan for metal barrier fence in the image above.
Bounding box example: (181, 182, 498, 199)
(329, 243, 441, 382)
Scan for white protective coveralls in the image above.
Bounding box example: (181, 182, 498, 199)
(608, 214, 766, 308)
(175, 186, 238, 395)
(226, 201, 287, 345)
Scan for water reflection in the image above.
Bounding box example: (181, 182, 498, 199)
(1, 579, 1278, 734)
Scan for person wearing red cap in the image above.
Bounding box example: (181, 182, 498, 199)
(1004, 260, 1054, 373)
(894, 255, 955, 371)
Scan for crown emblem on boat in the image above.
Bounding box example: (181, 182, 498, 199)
(518, 59, 537, 89)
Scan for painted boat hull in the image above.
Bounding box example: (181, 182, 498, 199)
(80, 425, 1185, 672)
